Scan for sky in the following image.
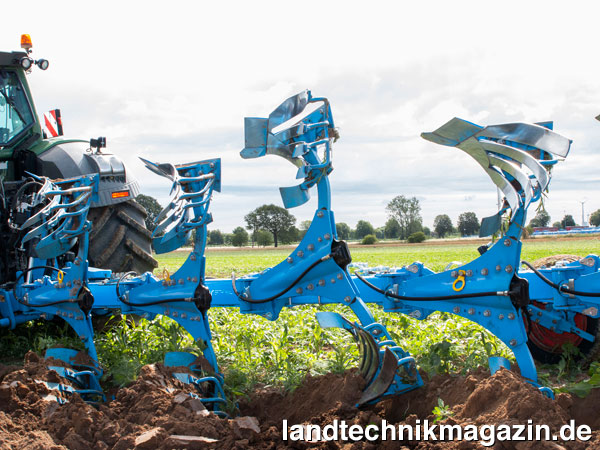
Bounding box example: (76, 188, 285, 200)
(6, 1, 600, 232)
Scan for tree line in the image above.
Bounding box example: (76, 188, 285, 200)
(136, 193, 600, 249)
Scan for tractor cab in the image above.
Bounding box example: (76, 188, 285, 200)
(0, 35, 157, 275)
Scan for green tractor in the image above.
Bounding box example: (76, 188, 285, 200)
(0, 35, 157, 277)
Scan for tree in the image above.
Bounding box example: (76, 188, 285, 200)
(423, 226, 431, 237)
(244, 210, 261, 247)
(244, 204, 296, 247)
(560, 214, 576, 228)
(407, 231, 426, 243)
(279, 226, 300, 245)
(552, 221, 561, 229)
(375, 227, 385, 239)
(457, 212, 479, 236)
(355, 220, 375, 239)
(386, 195, 422, 240)
(336, 222, 351, 240)
(590, 209, 600, 227)
(208, 229, 224, 245)
(361, 234, 377, 245)
(433, 214, 453, 238)
(136, 194, 163, 232)
(384, 218, 401, 239)
(231, 227, 249, 247)
(529, 210, 551, 228)
(256, 230, 273, 247)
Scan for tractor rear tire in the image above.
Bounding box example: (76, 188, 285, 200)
(87, 200, 158, 275)
(525, 255, 600, 366)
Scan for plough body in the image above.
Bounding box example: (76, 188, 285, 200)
(2, 90, 599, 410)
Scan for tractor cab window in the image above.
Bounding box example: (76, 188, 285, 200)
(0, 71, 34, 146)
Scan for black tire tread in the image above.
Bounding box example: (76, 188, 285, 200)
(88, 200, 157, 275)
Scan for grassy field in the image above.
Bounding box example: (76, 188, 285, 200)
(159, 236, 600, 277)
(2, 236, 600, 401)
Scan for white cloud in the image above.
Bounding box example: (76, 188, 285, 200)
(5, 0, 600, 231)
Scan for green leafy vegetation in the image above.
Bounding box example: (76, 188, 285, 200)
(432, 398, 454, 423)
(361, 234, 378, 245)
(2, 237, 600, 402)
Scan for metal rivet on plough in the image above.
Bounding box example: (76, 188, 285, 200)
(344, 296, 352, 303)
(407, 265, 419, 274)
(453, 306, 460, 314)
(68, 313, 74, 318)
(317, 211, 324, 218)
(296, 287, 303, 294)
(330, 278, 336, 284)
(496, 265, 501, 272)
(337, 273, 343, 280)
(466, 270, 473, 277)
(173, 311, 178, 317)
(552, 319, 558, 324)
(498, 314, 504, 320)
(307, 244, 315, 251)
(192, 277, 198, 283)
(550, 326, 556, 331)
(76, 315, 83, 320)
(537, 311, 542, 317)
(483, 310, 491, 317)
(324, 233, 331, 240)
(410, 310, 422, 318)
(307, 283, 314, 290)
(505, 265, 513, 274)
(318, 279, 326, 287)
(508, 313, 515, 320)
(190, 253, 197, 261)
(580, 257, 595, 267)
(528, 308, 533, 314)
(468, 308, 475, 315)
(451, 270, 457, 278)
(372, 329, 381, 336)
(503, 238, 511, 247)
(187, 276, 191, 281)
(535, 318, 540, 323)
(481, 268, 488, 276)
(287, 257, 293, 263)
(297, 250, 304, 258)
(318, 237, 323, 242)
(509, 339, 517, 347)
(210, 162, 215, 168)
(178, 279, 184, 285)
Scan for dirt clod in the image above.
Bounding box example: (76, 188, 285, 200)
(0, 353, 599, 449)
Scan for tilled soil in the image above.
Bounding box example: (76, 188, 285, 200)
(0, 352, 598, 450)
